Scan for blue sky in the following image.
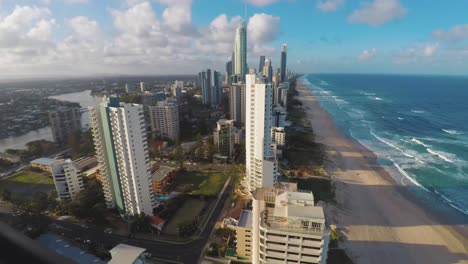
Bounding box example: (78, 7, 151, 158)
(0, 0, 467, 77)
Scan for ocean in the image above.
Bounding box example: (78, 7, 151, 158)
(302, 74, 468, 217)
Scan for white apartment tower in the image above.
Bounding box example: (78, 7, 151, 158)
(90, 97, 155, 216)
(236, 183, 329, 264)
(234, 22, 247, 79)
(245, 72, 277, 193)
(148, 100, 180, 142)
(51, 159, 84, 201)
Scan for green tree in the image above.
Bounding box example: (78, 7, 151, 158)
(205, 138, 215, 162)
(68, 179, 106, 222)
(30, 191, 48, 213)
(173, 144, 184, 169)
(131, 213, 152, 232)
(1, 189, 11, 201)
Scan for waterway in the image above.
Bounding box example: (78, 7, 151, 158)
(0, 90, 101, 152)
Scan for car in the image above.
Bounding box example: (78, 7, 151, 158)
(104, 228, 113, 234)
(80, 224, 89, 229)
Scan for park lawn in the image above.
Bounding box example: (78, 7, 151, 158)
(0, 172, 55, 199)
(162, 198, 206, 235)
(173, 170, 228, 196)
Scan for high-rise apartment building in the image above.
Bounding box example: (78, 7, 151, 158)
(226, 60, 233, 84)
(199, 69, 211, 105)
(245, 72, 277, 192)
(90, 97, 154, 215)
(140, 82, 145, 93)
(236, 183, 329, 264)
(229, 84, 245, 125)
(148, 100, 180, 142)
(259, 55, 265, 73)
(211, 70, 221, 107)
(51, 159, 84, 201)
(48, 108, 82, 145)
(172, 80, 183, 98)
(262, 59, 273, 83)
(213, 119, 236, 159)
(234, 22, 247, 81)
(280, 44, 287, 82)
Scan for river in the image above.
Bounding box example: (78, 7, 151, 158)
(0, 90, 101, 152)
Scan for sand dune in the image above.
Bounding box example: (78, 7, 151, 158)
(296, 81, 468, 264)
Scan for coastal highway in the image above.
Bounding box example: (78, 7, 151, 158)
(46, 179, 232, 264)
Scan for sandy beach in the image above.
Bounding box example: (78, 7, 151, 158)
(296, 81, 468, 264)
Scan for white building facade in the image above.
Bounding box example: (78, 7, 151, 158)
(148, 101, 180, 142)
(245, 72, 277, 193)
(250, 184, 329, 264)
(51, 159, 84, 201)
(90, 97, 155, 216)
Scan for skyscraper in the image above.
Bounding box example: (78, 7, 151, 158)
(90, 97, 154, 216)
(48, 108, 82, 145)
(199, 69, 211, 105)
(262, 59, 273, 83)
(258, 55, 265, 73)
(245, 72, 277, 192)
(280, 44, 287, 82)
(225, 60, 233, 84)
(148, 100, 180, 142)
(213, 119, 236, 159)
(229, 84, 245, 125)
(211, 70, 221, 107)
(140, 82, 145, 93)
(234, 22, 247, 80)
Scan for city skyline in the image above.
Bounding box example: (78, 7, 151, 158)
(1, 0, 468, 78)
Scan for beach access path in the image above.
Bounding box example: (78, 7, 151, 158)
(296, 81, 468, 264)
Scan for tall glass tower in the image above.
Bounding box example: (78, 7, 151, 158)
(234, 22, 247, 80)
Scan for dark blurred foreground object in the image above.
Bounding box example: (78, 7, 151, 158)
(0, 221, 74, 264)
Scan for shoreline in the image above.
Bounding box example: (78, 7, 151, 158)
(295, 80, 468, 264)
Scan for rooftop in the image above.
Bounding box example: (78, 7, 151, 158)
(238, 210, 253, 228)
(30, 157, 56, 166)
(152, 166, 176, 181)
(109, 244, 146, 264)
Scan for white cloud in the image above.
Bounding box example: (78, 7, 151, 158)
(68, 16, 99, 39)
(358, 48, 376, 60)
(317, 0, 344, 12)
(248, 13, 280, 43)
(394, 43, 439, 64)
(244, 0, 280, 7)
(432, 24, 468, 42)
(348, 0, 406, 26)
(64, 0, 89, 4)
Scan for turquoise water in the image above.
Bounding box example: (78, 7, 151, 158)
(303, 74, 468, 217)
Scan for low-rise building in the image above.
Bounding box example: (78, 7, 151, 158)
(152, 166, 176, 195)
(236, 210, 253, 261)
(72, 156, 97, 171)
(51, 159, 84, 201)
(109, 244, 148, 264)
(0, 152, 21, 163)
(30, 158, 56, 173)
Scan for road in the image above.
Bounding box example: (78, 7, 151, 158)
(48, 179, 233, 264)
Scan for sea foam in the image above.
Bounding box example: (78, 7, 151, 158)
(442, 129, 462, 135)
(426, 148, 454, 163)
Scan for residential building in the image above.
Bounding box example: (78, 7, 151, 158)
(48, 107, 82, 145)
(229, 84, 245, 125)
(109, 244, 149, 264)
(245, 72, 277, 193)
(262, 59, 273, 83)
(280, 44, 287, 82)
(199, 69, 211, 105)
(90, 97, 154, 215)
(152, 166, 176, 195)
(140, 82, 146, 93)
(142, 92, 166, 107)
(271, 127, 285, 147)
(213, 119, 236, 159)
(234, 22, 247, 81)
(172, 80, 183, 98)
(226, 60, 233, 84)
(148, 100, 180, 142)
(51, 159, 84, 201)
(30, 157, 56, 173)
(72, 156, 97, 171)
(259, 55, 265, 73)
(236, 210, 253, 260)
(125, 83, 130, 93)
(273, 107, 287, 128)
(0, 152, 20, 163)
(243, 183, 329, 264)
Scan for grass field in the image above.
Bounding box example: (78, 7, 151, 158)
(0, 172, 54, 199)
(172, 170, 228, 196)
(162, 198, 206, 235)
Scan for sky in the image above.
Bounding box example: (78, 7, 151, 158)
(0, 0, 467, 78)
